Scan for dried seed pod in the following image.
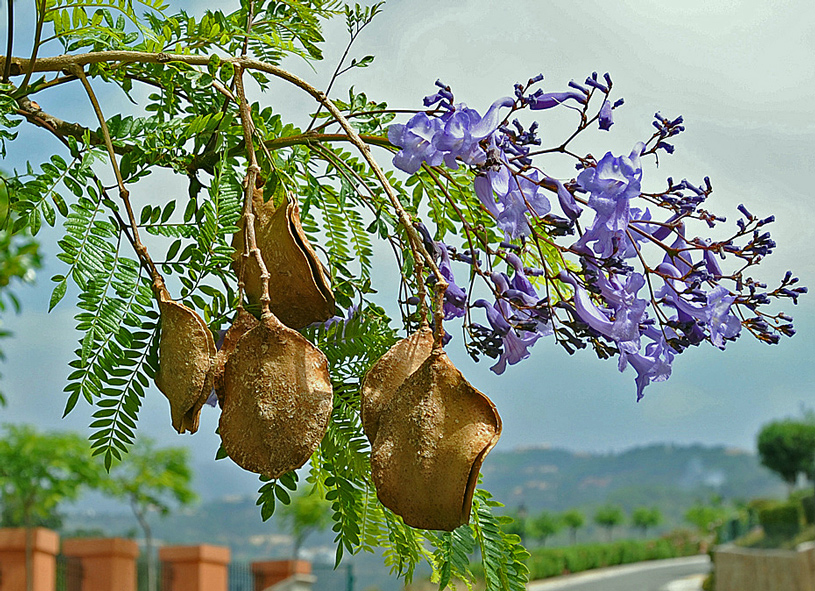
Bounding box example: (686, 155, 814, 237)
(219, 313, 333, 478)
(369, 350, 502, 531)
(360, 327, 434, 443)
(212, 308, 260, 407)
(155, 287, 216, 434)
(234, 190, 334, 329)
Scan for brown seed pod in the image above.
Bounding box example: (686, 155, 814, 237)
(212, 308, 260, 408)
(219, 313, 333, 478)
(360, 327, 434, 444)
(155, 287, 216, 434)
(369, 350, 502, 531)
(233, 189, 334, 329)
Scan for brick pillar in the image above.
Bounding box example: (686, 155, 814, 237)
(0, 527, 59, 591)
(61, 537, 139, 591)
(158, 545, 231, 591)
(252, 560, 312, 590)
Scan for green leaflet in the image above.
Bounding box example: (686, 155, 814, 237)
(471, 489, 531, 591)
(429, 526, 476, 591)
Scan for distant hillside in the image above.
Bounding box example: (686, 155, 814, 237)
(481, 443, 785, 525)
(64, 443, 786, 556)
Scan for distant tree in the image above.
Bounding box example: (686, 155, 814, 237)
(0, 178, 42, 407)
(685, 502, 727, 538)
(757, 419, 815, 494)
(279, 488, 332, 559)
(104, 438, 197, 591)
(561, 509, 585, 545)
(501, 506, 529, 545)
(0, 425, 102, 591)
(529, 511, 562, 547)
(631, 506, 662, 538)
(594, 505, 624, 542)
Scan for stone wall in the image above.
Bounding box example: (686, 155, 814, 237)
(714, 543, 815, 591)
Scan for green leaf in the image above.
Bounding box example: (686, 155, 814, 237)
(49, 280, 68, 311)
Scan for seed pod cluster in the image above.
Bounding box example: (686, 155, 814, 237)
(156, 185, 501, 530)
(156, 187, 336, 477)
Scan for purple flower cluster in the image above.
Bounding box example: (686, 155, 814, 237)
(472, 253, 553, 375)
(388, 80, 514, 174)
(387, 75, 802, 400)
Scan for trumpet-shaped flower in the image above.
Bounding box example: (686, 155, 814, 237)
(574, 143, 645, 258)
(433, 97, 515, 169)
(388, 113, 444, 174)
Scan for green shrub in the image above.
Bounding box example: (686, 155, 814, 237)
(526, 534, 701, 580)
(527, 550, 565, 578)
(758, 501, 801, 538)
(803, 495, 815, 525)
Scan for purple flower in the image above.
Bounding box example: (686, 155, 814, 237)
(598, 100, 614, 131)
(500, 170, 552, 239)
(573, 143, 645, 258)
(704, 287, 742, 348)
(527, 90, 587, 110)
(479, 167, 552, 240)
(618, 331, 676, 401)
(492, 269, 552, 334)
(559, 269, 664, 399)
(578, 142, 643, 221)
(437, 242, 467, 319)
(559, 270, 645, 344)
(388, 113, 444, 174)
(472, 298, 541, 375)
(505, 253, 536, 297)
(549, 177, 582, 221)
(433, 97, 515, 169)
(700, 238, 723, 278)
(656, 262, 741, 349)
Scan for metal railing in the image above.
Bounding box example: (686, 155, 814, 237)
(55, 555, 83, 591)
(228, 561, 255, 591)
(312, 562, 354, 591)
(136, 557, 167, 591)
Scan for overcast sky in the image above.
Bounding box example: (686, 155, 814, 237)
(1, 0, 813, 500)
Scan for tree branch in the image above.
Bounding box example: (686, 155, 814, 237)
(3, 49, 447, 336)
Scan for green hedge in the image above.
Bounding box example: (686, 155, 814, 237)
(527, 533, 701, 580)
(758, 501, 801, 538)
(797, 492, 814, 525)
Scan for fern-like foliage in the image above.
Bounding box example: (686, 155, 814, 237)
(428, 526, 477, 590)
(41, 0, 168, 52)
(54, 182, 159, 468)
(470, 489, 530, 591)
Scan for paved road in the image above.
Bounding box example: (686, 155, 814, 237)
(527, 555, 711, 591)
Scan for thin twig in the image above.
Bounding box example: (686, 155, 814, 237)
(69, 64, 161, 288)
(18, 0, 46, 91)
(233, 64, 271, 316)
(2, 0, 13, 83)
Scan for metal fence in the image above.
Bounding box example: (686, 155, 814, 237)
(312, 562, 354, 591)
(228, 561, 256, 591)
(55, 554, 83, 591)
(224, 561, 354, 591)
(136, 557, 167, 591)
